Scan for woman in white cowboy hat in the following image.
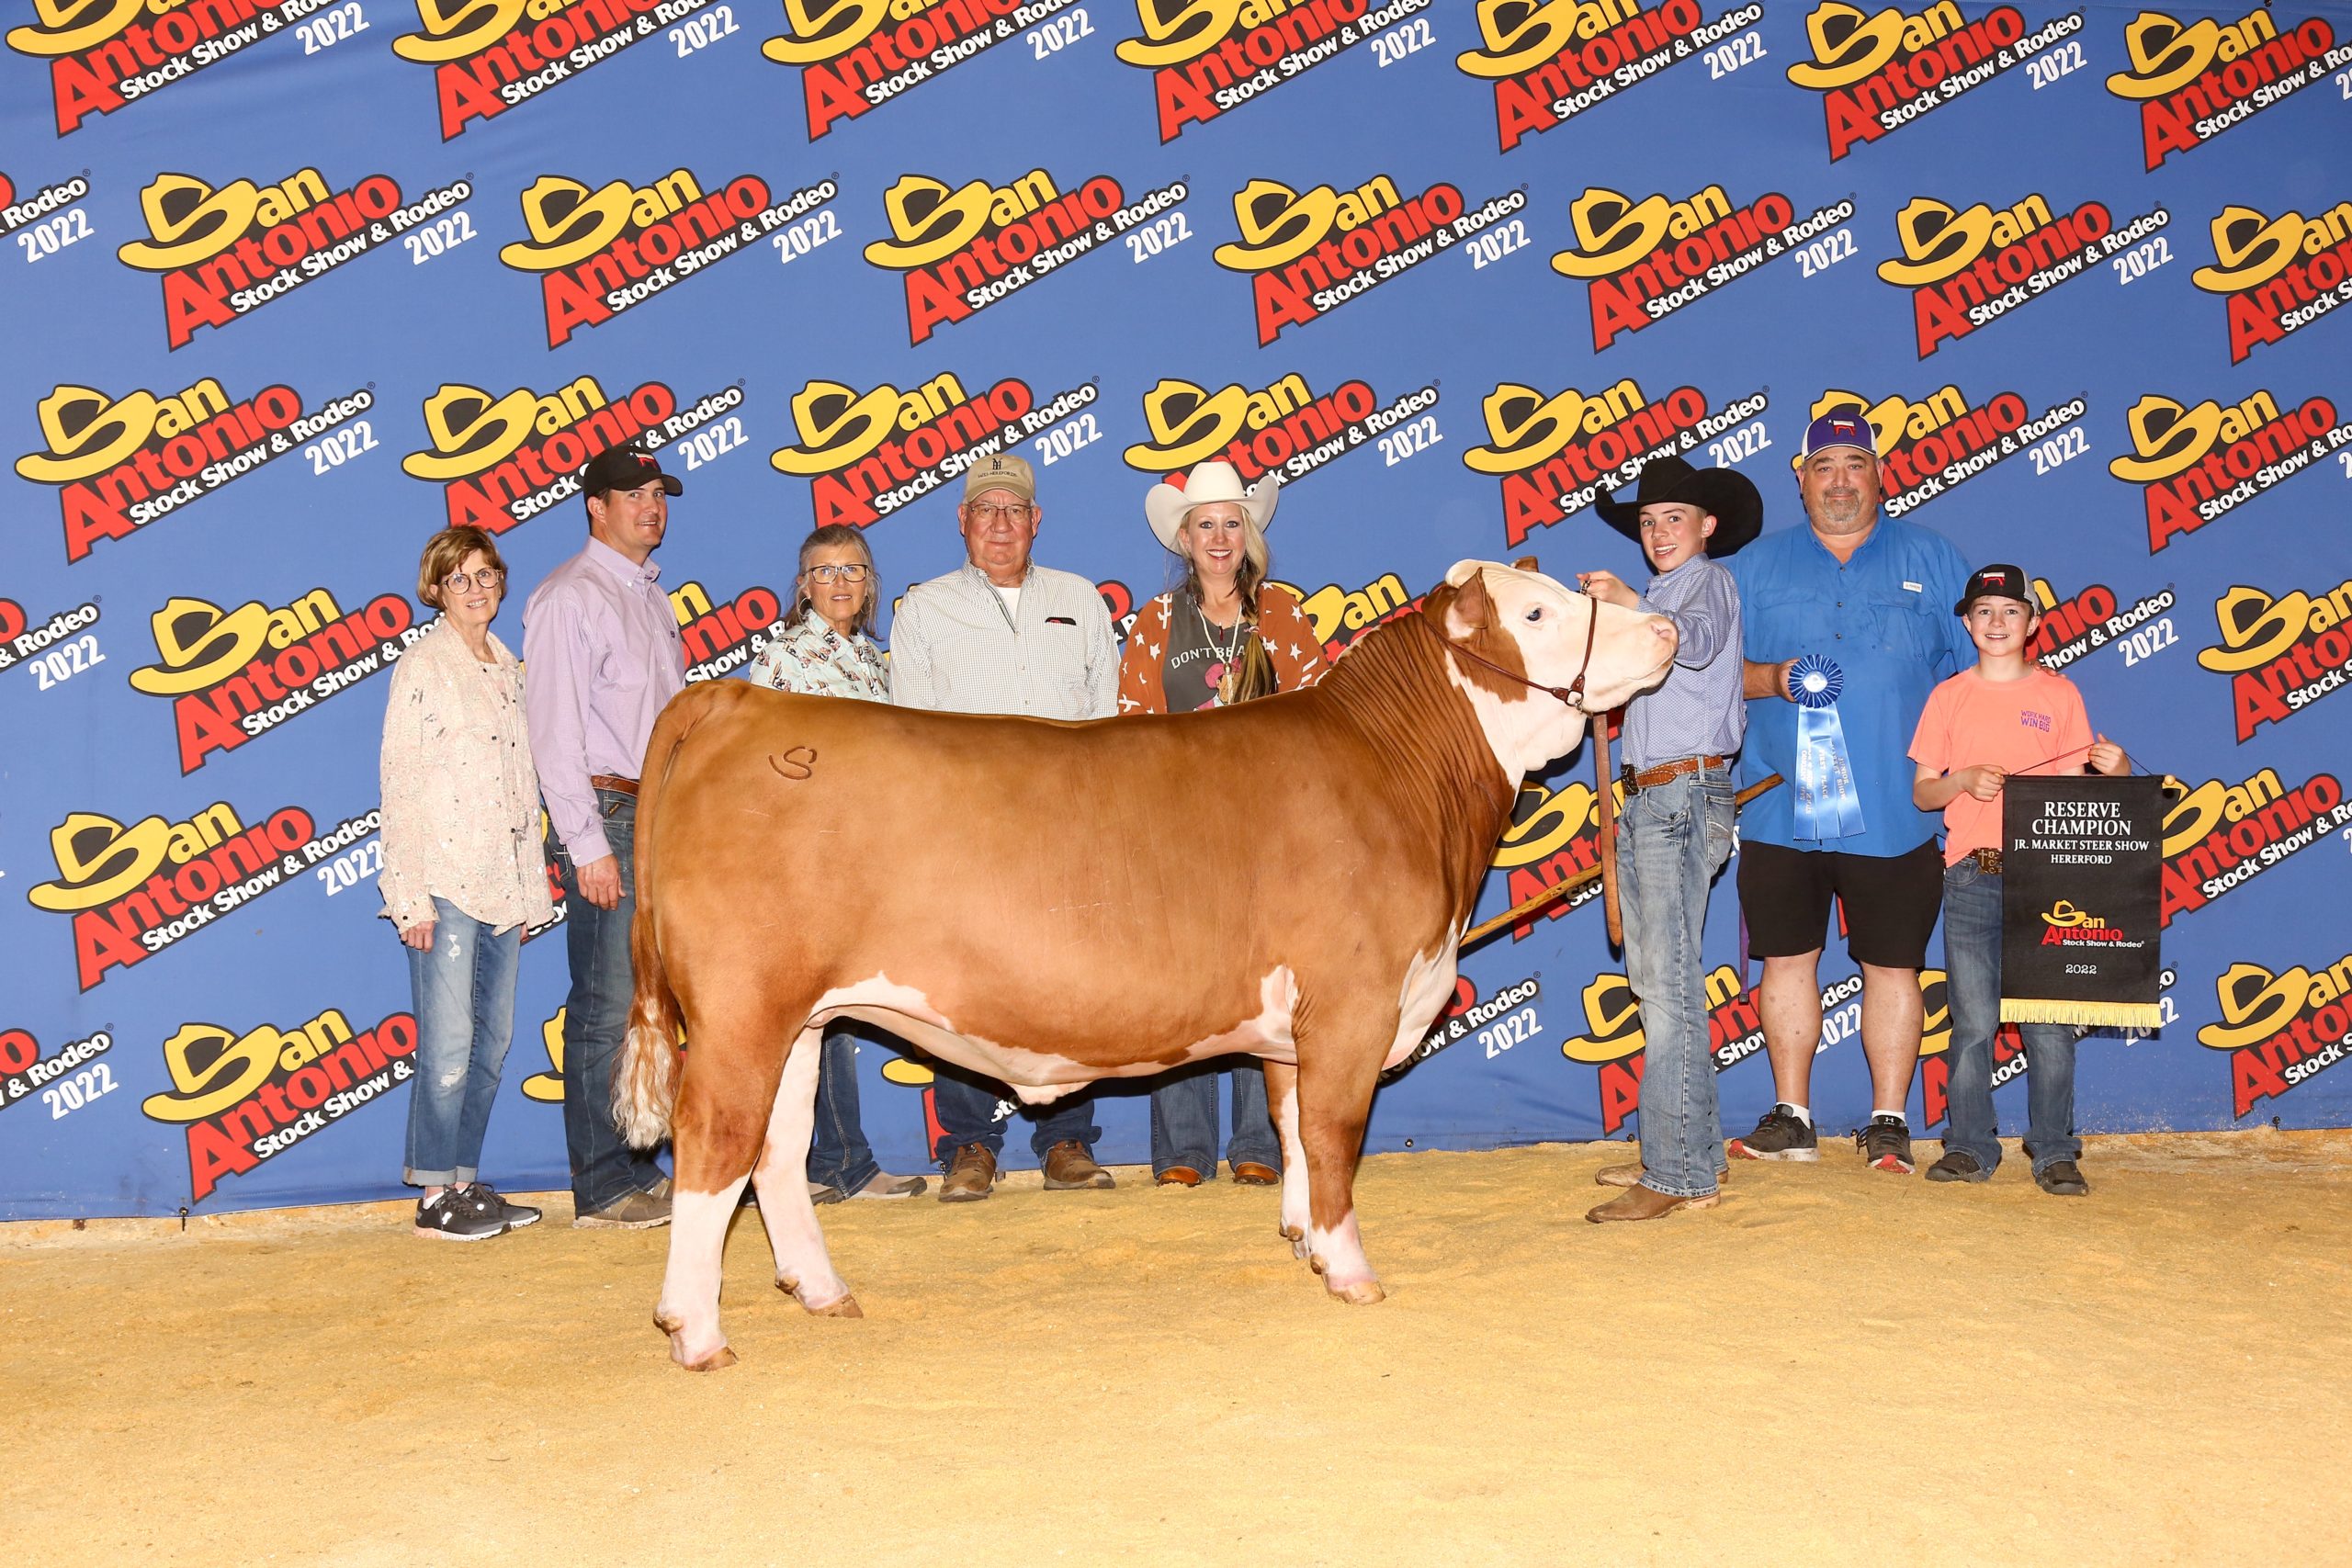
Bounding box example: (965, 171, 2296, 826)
(1119, 459, 1328, 1188)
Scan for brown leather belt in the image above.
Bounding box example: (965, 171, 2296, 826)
(1969, 847, 2003, 874)
(1620, 755, 1730, 794)
(589, 773, 639, 796)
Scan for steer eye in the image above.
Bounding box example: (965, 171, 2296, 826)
(1523, 607, 1544, 622)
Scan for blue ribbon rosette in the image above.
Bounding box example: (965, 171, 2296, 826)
(1788, 654, 1866, 842)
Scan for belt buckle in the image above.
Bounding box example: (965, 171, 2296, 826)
(1618, 763, 1640, 794)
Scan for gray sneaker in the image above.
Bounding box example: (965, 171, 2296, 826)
(466, 1182, 541, 1228)
(1728, 1105, 1819, 1161)
(572, 1188, 673, 1229)
(812, 1170, 927, 1203)
(1857, 1114, 1917, 1174)
(415, 1189, 506, 1241)
(849, 1170, 927, 1200)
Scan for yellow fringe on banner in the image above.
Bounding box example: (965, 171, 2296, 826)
(2001, 999, 2163, 1029)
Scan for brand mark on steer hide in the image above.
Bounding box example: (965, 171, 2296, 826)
(769, 746, 819, 782)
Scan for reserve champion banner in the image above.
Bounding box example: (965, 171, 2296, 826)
(2002, 774, 2165, 1027)
(5, 0, 2351, 1218)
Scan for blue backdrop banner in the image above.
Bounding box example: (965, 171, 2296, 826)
(4, 0, 2349, 1216)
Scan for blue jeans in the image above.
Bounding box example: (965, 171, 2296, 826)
(1618, 764, 1736, 1199)
(1149, 1063, 1278, 1177)
(402, 897, 522, 1186)
(548, 790, 668, 1211)
(931, 1066, 1099, 1165)
(808, 1027, 881, 1194)
(1940, 861, 2081, 1176)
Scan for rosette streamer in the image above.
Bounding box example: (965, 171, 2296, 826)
(1788, 655, 1865, 842)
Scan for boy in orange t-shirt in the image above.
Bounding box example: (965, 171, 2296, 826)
(1909, 565, 2124, 1196)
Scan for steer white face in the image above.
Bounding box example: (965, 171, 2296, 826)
(1443, 559, 1679, 775)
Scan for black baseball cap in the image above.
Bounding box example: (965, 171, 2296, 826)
(581, 442, 682, 498)
(1955, 564, 2032, 615)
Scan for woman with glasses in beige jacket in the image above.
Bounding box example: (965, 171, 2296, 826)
(379, 525, 554, 1241)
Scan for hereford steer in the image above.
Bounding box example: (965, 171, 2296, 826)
(617, 560, 1676, 1369)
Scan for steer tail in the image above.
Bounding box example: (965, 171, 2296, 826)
(615, 691, 705, 1148)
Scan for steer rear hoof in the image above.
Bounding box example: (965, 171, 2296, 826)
(1325, 1278, 1386, 1305)
(1281, 1224, 1308, 1259)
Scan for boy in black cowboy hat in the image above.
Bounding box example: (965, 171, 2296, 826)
(1577, 454, 1762, 1223)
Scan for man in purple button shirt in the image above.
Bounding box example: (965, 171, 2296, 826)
(525, 442, 687, 1228)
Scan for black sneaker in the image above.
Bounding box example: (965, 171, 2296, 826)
(414, 1189, 506, 1241)
(1925, 1149, 1990, 1183)
(2034, 1159, 2090, 1196)
(466, 1182, 540, 1229)
(1728, 1105, 1818, 1162)
(1857, 1115, 1916, 1174)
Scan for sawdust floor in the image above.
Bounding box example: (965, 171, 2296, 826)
(6, 1129, 2349, 1567)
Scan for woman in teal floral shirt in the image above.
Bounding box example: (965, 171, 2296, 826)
(746, 525, 924, 1201)
(745, 525, 890, 700)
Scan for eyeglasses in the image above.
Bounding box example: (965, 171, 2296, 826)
(441, 569, 505, 592)
(805, 564, 870, 584)
(966, 502, 1034, 524)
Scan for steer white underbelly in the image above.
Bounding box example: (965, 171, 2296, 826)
(1383, 938, 1464, 1071)
(808, 967, 1303, 1105)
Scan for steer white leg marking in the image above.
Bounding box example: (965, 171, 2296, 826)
(1307, 1209, 1383, 1304)
(655, 1180, 749, 1371)
(1271, 1074, 1310, 1258)
(752, 1027, 856, 1316)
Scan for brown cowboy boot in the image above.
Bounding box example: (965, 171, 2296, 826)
(1586, 1184, 1721, 1224)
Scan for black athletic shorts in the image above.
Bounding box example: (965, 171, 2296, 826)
(1737, 838, 1944, 968)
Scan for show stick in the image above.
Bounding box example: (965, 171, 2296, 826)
(1593, 707, 1623, 949)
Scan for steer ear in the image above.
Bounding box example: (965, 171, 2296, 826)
(1439, 568, 1495, 642)
(1430, 567, 1532, 699)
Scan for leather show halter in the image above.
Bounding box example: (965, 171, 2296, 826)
(1439, 568, 1600, 715)
(1441, 562, 1623, 947)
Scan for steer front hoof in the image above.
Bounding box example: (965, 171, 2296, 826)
(1324, 1277, 1386, 1305)
(656, 1307, 738, 1370)
(658, 1306, 738, 1363)
(1281, 1224, 1308, 1259)
(778, 1276, 863, 1317)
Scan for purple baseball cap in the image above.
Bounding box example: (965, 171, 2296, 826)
(1800, 407, 1875, 461)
